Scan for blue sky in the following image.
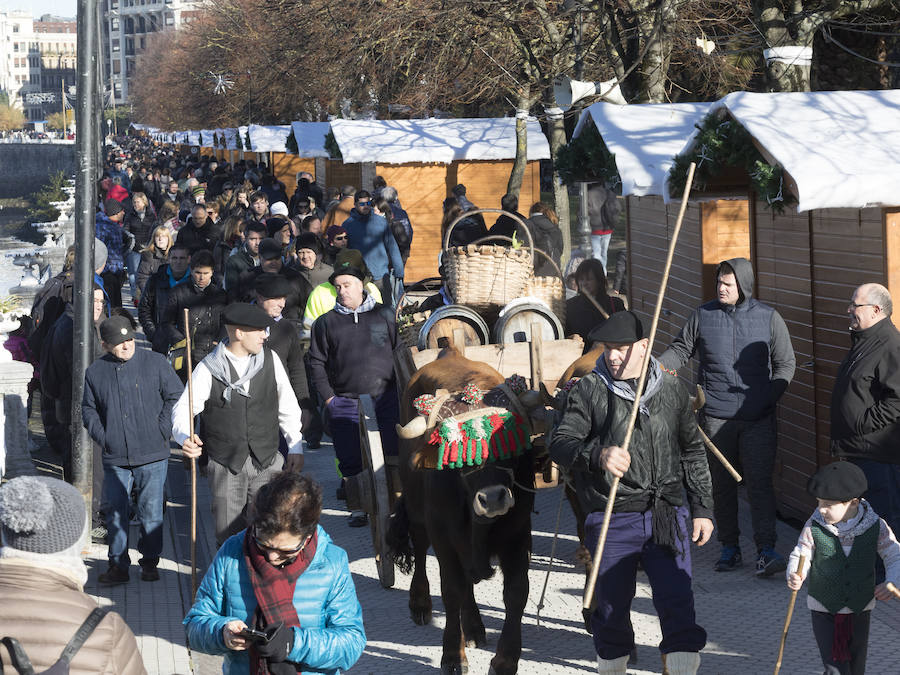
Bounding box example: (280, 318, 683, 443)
(0, 0, 76, 19)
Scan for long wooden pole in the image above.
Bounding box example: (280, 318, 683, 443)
(582, 163, 696, 612)
(886, 582, 900, 600)
(183, 309, 198, 601)
(774, 554, 807, 675)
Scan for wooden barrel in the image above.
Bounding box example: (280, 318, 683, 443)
(492, 299, 563, 344)
(417, 304, 490, 351)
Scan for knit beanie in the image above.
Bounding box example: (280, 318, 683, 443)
(325, 224, 347, 244)
(0, 476, 86, 554)
(93, 237, 108, 272)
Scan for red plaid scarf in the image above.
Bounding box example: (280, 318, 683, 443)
(243, 529, 318, 675)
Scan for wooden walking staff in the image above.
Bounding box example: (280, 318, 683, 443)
(774, 554, 807, 675)
(183, 308, 198, 601)
(582, 163, 697, 614)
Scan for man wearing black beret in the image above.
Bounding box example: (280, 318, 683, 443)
(172, 302, 306, 546)
(550, 310, 714, 675)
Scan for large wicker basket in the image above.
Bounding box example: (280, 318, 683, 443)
(443, 209, 534, 315)
(523, 248, 566, 324)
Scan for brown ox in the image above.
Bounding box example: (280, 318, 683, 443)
(387, 347, 536, 675)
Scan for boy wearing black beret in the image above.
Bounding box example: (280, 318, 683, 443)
(787, 461, 900, 674)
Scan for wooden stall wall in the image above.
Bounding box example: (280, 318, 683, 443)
(754, 205, 817, 519)
(455, 160, 540, 227)
(627, 195, 703, 375)
(272, 153, 316, 199)
(885, 208, 900, 323)
(375, 163, 448, 283)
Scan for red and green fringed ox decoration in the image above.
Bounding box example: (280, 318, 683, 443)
(429, 410, 531, 470)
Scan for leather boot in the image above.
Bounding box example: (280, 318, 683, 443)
(662, 651, 700, 675)
(597, 655, 628, 674)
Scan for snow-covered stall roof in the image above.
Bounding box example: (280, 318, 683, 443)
(187, 130, 201, 146)
(329, 117, 551, 164)
(290, 121, 331, 158)
(573, 101, 712, 198)
(690, 90, 900, 212)
(199, 129, 217, 148)
(248, 124, 291, 152)
(224, 128, 240, 150)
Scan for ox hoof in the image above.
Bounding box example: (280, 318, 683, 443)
(468, 563, 496, 583)
(464, 627, 487, 649)
(440, 662, 467, 675)
(411, 607, 433, 625)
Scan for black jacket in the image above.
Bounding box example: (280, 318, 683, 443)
(266, 317, 308, 404)
(40, 307, 103, 401)
(124, 209, 157, 251)
(136, 248, 167, 297)
(163, 280, 227, 363)
(82, 349, 183, 467)
(488, 212, 528, 241)
(308, 300, 398, 401)
(549, 364, 713, 518)
(526, 213, 564, 276)
(237, 265, 307, 325)
(139, 264, 189, 353)
(224, 246, 258, 300)
(831, 317, 900, 464)
(175, 217, 222, 254)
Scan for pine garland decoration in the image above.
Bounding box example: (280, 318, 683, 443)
(668, 111, 795, 213)
(286, 128, 299, 155)
(324, 130, 343, 160)
(555, 120, 622, 191)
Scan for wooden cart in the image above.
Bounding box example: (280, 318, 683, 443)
(348, 326, 584, 589)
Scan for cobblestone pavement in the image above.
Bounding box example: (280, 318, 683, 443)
(11, 342, 900, 674)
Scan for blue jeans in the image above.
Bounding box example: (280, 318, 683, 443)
(325, 391, 399, 478)
(591, 233, 611, 270)
(125, 249, 142, 298)
(585, 507, 706, 659)
(103, 459, 168, 570)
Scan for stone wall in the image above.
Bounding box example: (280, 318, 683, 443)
(0, 143, 76, 198)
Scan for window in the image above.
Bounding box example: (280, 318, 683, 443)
(111, 18, 119, 30)
(113, 60, 121, 74)
(13, 43, 18, 52)
(138, 16, 145, 32)
(112, 39, 120, 52)
(165, 15, 174, 25)
(12, 25, 19, 33)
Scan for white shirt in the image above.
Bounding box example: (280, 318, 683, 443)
(171, 346, 304, 454)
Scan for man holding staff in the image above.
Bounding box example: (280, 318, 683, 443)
(549, 311, 714, 675)
(172, 302, 305, 546)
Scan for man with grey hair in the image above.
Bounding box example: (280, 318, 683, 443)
(831, 282, 900, 543)
(381, 186, 413, 263)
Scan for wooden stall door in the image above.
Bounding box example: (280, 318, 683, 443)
(324, 160, 362, 192)
(700, 199, 751, 300)
(377, 163, 449, 283)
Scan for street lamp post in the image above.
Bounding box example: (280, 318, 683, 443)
(106, 117, 112, 140)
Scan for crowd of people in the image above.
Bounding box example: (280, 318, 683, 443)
(2, 136, 899, 675)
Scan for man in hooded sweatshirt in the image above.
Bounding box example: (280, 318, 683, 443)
(659, 257, 796, 577)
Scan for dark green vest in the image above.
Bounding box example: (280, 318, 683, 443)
(808, 519, 878, 614)
(201, 348, 280, 474)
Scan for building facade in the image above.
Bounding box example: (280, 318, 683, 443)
(102, 0, 201, 105)
(0, 12, 76, 124)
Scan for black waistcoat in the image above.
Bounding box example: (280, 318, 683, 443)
(201, 348, 279, 473)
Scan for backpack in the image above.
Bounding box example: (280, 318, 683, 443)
(0, 607, 108, 675)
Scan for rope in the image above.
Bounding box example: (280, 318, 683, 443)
(535, 486, 566, 627)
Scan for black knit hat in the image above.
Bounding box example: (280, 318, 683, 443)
(294, 232, 323, 255)
(587, 310, 646, 345)
(0, 476, 86, 554)
(266, 216, 290, 238)
(329, 262, 366, 285)
(806, 462, 868, 502)
(104, 198, 124, 217)
(221, 302, 272, 329)
(258, 238, 283, 261)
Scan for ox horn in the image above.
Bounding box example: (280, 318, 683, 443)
(395, 416, 428, 439)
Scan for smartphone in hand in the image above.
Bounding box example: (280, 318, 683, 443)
(236, 627, 269, 643)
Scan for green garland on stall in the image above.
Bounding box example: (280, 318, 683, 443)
(324, 129, 342, 160)
(244, 130, 252, 151)
(286, 128, 299, 154)
(668, 112, 794, 212)
(555, 121, 621, 191)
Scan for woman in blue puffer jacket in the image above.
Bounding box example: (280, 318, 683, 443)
(184, 472, 365, 674)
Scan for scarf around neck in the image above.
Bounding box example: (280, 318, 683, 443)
(203, 341, 265, 403)
(334, 291, 377, 323)
(166, 266, 190, 288)
(592, 354, 663, 416)
(243, 528, 318, 675)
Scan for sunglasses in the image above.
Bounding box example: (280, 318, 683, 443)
(333, 235, 348, 241)
(253, 528, 311, 557)
(356, 200, 372, 207)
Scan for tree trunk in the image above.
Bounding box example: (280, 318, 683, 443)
(546, 114, 572, 263)
(637, 0, 677, 102)
(507, 112, 528, 198)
